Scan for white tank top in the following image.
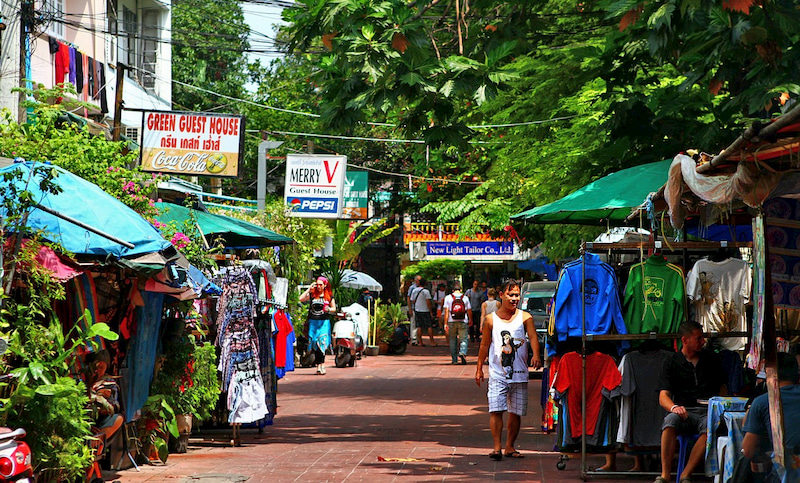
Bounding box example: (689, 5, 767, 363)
(484, 299, 500, 315)
(489, 310, 529, 383)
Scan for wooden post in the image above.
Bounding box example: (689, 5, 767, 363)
(760, 214, 785, 466)
(112, 63, 126, 141)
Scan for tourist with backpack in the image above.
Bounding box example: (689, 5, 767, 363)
(443, 281, 472, 365)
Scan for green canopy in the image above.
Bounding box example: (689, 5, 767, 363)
(155, 202, 293, 249)
(511, 159, 672, 225)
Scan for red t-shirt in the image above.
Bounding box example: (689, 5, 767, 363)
(554, 351, 621, 437)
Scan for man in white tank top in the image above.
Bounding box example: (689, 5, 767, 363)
(475, 279, 541, 460)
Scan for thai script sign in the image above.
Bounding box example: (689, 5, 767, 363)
(139, 111, 245, 177)
(284, 154, 347, 218)
(426, 241, 515, 257)
(342, 170, 368, 220)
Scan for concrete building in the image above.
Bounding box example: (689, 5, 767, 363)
(0, 0, 171, 138)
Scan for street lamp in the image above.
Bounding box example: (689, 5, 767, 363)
(257, 140, 283, 214)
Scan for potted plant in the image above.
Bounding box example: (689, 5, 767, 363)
(149, 333, 220, 454)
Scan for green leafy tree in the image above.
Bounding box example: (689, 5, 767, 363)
(171, 0, 251, 112)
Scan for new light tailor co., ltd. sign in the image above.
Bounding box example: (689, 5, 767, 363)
(139, 111, 246, 177)
(284, 154, 347, 218)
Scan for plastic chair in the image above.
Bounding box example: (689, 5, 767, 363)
(676, 433, 700, 478)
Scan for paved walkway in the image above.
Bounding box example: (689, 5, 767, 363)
(107, 339, 640, 482)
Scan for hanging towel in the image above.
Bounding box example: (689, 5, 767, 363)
(75, 51, 84, 94)
(48, 37, 59, 54)
(97, 62, 108, 113)
(68, 47, 76, 86)
(87, 57, 95, 97)
(93, 59, 101, 100)
(55, 42, 70, 85)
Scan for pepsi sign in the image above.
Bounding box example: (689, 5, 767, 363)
(287, 197, 338, 214)
(284, 154, 347, 218)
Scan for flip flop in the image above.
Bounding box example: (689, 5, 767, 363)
(489, 451, 502, 461)
(504, 451, 524, 459)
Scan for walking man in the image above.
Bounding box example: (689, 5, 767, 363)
(406, 275, 421, 344)
(466, 280, 486, 342)
(412, 278, 437, 346)
(443, 282, 472, 365)
(476, 279, 541, 460)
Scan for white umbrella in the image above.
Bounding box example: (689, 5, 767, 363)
(339, 269, 383, 291)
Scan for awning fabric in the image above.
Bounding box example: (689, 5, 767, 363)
(0, 161, 171, 258)
(154, 202, 293, 249)
(511, 159, 673, 225)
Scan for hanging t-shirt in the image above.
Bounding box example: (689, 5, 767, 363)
(617, 349, 673, 447)
(686, 258, 751, 351)
(554, 351, 621, 438)
(551, 252, 628, 342)
(624, 255, 686, 334)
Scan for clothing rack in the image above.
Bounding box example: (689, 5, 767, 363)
(561, 242, 753, 481)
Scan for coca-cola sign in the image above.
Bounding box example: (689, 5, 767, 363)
(139, 110, 245, 177)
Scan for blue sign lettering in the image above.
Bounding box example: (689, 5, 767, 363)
(426, 241, 515, 257)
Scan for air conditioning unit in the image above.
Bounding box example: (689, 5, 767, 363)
(124, 127, 140, 143)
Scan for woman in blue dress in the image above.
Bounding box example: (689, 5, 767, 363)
(300, 276, 336, 375)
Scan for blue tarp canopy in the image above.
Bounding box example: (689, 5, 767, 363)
(0, 161, 171, 258)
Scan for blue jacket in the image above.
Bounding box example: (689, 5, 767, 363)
(550, 252, 627, 346)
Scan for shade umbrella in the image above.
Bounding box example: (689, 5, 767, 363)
(0, 161, 171, 258)
(511, 159, 672, 225)
(154, 202, 293, 249)
(339, 269, 383, 291)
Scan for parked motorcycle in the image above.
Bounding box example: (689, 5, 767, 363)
(331, 311, 362, 368)
(388, 322, 411, 355)
(0, 378, 32, 483)
(332, 303, 371, 368)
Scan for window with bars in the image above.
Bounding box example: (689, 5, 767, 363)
(43, 0, 64, 38)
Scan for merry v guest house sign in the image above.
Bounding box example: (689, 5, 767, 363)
(284, 154, 347, 218)
(139, 111, 246, 177)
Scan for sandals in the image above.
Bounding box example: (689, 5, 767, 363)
(489, 451, 502, 461)
(505, 451, 524, 459)
(653, 477, 668, 483)
(679, 478, 692, 483)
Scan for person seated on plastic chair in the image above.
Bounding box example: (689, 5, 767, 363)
(655, 321, 726, 483)
(86, 350, 123, 442)
(742, 352, 800, 483)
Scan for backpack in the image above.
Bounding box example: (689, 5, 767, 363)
(450, 295, 467, 320)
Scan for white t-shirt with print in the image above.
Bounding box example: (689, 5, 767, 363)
(686, 258, 752, 350)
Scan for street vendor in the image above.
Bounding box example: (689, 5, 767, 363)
(86, 350, 123, 441)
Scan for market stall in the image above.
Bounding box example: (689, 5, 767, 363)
(511, 156, 758, 481)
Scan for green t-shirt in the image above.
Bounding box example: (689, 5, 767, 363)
(624, 255, 686, 334)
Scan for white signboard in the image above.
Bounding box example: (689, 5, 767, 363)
(284, 154, 347, 218)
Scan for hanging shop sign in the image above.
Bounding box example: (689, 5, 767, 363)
(139, 111, 246, 177)
(426, 241, 515, 258)
(342, 170, 368, 220)
(284, 154, 347, 218)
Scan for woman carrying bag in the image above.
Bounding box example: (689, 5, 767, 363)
(300, 276, 337, 375)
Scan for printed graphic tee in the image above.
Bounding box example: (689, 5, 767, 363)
(686, 258, 751, 350)
(624, 255, 686, 334)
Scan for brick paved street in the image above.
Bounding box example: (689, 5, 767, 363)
(106, 339, 634, 482)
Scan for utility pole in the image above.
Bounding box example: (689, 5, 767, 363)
(112, 63, 126, 141)
(18, 0, 34, 123)
(257, 140, 283, 214)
